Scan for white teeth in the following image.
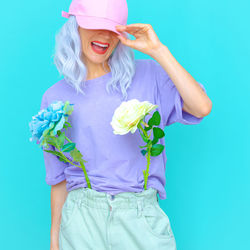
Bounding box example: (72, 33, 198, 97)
(92, 42, 109, 48)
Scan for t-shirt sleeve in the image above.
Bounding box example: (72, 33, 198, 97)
(40, 92, 68, 185)
(151, 59, 207, 127)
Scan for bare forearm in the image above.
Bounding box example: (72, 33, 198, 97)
(50, 180, 68, 249)
(149, 44, 212, 118)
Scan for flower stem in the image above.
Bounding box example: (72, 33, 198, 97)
(55, 141, 92, 189)
(137, 121, 152, 190)
(144, 145, 151, 190)
(138, 123, 149, 139)
(65, 137, 72, 143)
(79, 160, 92, 189)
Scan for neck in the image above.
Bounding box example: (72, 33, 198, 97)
(83, 57, 111, 80)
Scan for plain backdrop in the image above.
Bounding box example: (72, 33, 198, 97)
(1, 0, 249, 249)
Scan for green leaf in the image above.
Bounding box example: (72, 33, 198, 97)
(44, 136, 58, 148)
(148, 111, 161, 127)
(61, 143, 76, 152)
(151, 137, 159, 145)
(141, 149, 148, 156)
(58, 157, 69, 163)
(63, 121, 72, 130)
(43, 149, 62, 157)
(65, 121, 72, 128)
(80, 159, 88, 164)
(57, 132, 66, 149)
(70, 148, 83, 162)
(150, 144, 165, 156)
(63, 102, 74, 115)
(139, 144, 147, 148)
(144, 125, 152, 131)
(153, 127, 165, 139)
(43, 149, 69, 163)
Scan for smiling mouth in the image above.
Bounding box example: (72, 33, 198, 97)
(91, 41, 110, 54)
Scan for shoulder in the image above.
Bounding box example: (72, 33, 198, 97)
(134, 58, 156, 69)
(40, 79, 73, 110)
(41, 79, 70, 101)
(133, 59, 161, 80)
(134, 59, 169, 82)
(134, 58, 164, 75)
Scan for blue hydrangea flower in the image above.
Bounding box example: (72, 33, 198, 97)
(29, 100, 74, 147)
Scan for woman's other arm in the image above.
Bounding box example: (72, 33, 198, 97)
(50, 180, 68, 250)
(150, 44, 212, 118)
(115, 24, 212, 118)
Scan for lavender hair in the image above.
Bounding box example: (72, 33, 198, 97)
(52, 15, 136, 101)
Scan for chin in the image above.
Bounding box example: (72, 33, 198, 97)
(87, 51, 111, 63)
(89, 56, 108, 65)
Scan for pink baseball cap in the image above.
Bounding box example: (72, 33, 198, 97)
(61, 0, 128, 36)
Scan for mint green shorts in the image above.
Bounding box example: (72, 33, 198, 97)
(59, 187, 177, 250)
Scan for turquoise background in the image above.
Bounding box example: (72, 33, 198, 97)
(1, 0, 249, 249)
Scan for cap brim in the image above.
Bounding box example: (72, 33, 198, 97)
(76, 15, 125, 36)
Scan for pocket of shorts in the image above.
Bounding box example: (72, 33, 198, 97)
(60, 196, 78, 231)
(141, 203, 174, 239)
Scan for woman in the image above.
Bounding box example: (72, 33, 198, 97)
(41, 0, 212, 249)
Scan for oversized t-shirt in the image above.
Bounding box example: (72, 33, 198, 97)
(40, 59, 207, 200)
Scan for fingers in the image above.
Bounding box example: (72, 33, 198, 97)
(117, 23, 148, 29)
(116, 23, 151, 36)
(116, 23, 150, 31)
(116, 25, 139, 34)
(117, 35, 135, 48)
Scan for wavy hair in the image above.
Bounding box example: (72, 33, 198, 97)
(52, 15, 136, 101)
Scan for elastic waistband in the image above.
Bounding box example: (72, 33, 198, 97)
(68, 187, 158, 210)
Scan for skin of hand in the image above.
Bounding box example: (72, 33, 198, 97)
(115, 23, 212, 118)
(50, 180, 68, 250)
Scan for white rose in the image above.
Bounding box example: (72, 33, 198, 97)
(110, 99, 158, 135)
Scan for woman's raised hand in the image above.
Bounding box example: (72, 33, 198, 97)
(115, 23, 163, 56)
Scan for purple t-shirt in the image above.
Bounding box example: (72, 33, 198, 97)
(40, 59, 206, 200)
